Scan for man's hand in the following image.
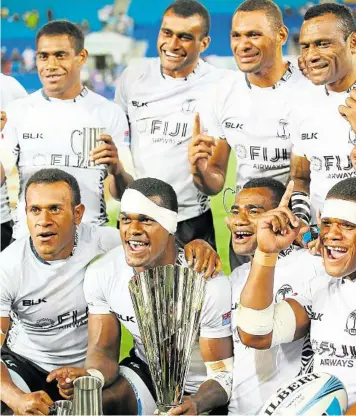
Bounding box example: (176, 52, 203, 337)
(339, 90, 356, 170)
(297, 56, 309, 78)
(185, 239, 222, 278)
(12, 391, 53, 416)
(257, 181, 301, 254)
(169, 396, 198, 415)
(46, 367, 88, 399)
(0, 111, 7, 131)
(188, 113, 216, 175)
(90, 135, 121, 175)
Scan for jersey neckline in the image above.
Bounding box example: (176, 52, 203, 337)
(40, 86, 88, 103)
(244, 61, 294, 90)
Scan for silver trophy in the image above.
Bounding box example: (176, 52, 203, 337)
(129, 265, 206, 414)
(72, 375, 103, 415)
(51, 400, 73, 416)
(70, 127, 105, 168)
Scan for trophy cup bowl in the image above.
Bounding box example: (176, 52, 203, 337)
(129, 265, 206, 414)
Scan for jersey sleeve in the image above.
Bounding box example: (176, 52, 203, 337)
(107, 103, 130, 148)
(114, 67, 130, 115)
(9, 77, 27, 101)
(199, 84, 226, 140)
(199, 274, 232, 339)
(93, 225, 122, 253)
(0, 266, 17, 317)
(0, 100, 21, 169)
(289, 97, 307, 158)
(84, 261, 112, 315)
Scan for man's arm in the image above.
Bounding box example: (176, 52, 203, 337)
(237, 182, 310, 350)
(108, 146, 135, 200)
(0, 316, 53, 413)
(290, 152, 310, 194)
(189, 114, 231, 196)
(0, 162, 5, 186)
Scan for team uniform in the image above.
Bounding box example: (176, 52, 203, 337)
(115, 58, 231, 248)
(229, 249, 324, 415)
(84, 245, 232, 415)
(291, 83, 356, 220)
(201, 63, 310, 269)
(1, 87, 129, 239)
(291, 273, 356, 407)
(0, 74, 28, 250)
(0, 223, 121, 403)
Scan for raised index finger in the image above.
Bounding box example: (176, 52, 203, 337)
(192, 113, 201, 139)
(278, 180, 294, 208)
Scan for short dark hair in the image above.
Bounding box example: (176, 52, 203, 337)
(304, 3, 356, 39)
(164, 0, 210, 37)
(243, 177, 287, 208)
(25, 168, 81, 207)
(234, 0, 283, 31)
(326, 178, 356, 202)
(36, 20, 85, 54)
(127, 178, 178, 213)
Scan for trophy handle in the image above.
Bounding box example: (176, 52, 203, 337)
(70, 129, 84, 167)
(223, 187, 237, 214)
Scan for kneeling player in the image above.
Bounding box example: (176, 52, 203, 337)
(49, 178, 233, 415)
(237, 177, 356, 410)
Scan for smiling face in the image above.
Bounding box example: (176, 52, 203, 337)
(36, 34, 87, 98)
(119, 197, 172, 269)
(320, 213, 356, 279)
(229, 187, 276, 256)
(299, 14, 355, 86)
(157, 10, 210, 78)
(26, 181, 84, 261)
(231, 10, 286, 74)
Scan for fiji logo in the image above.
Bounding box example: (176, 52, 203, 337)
(276, 119, 290, 140)
(275, 284, 294, 302)
(181, 98, 196, 115)
(348, 128, 356, 146)
(345, 310, 356, 335)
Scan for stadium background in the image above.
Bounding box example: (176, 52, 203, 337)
(1, 0, 355, 359)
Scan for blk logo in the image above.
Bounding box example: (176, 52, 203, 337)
(117, 314, 135, 323)
(132, 101, 148, 108)
(310, 311, 323, 321)
(345, 310, 356, 335)
(225, 122, 243, 130)
(301, 133, 318, 140)
(23, 298, 47, 306)
(23, 133, 43, 140)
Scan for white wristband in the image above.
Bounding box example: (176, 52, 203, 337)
(86, 368, 105, 386)
(237, 302, 274, 336)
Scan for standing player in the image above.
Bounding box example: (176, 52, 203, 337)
(1, 20, 130, 240)
(189, 0, 311, 270)
(291, 3, 356, 222)
(48, 178, 233, 416)
(236, 177, 356, 409)
(112, 0, 231, 249)
(226, 178, 321, 415)
(0, 74, 28, 250)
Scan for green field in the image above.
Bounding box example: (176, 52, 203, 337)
(108, 155, 237, 360)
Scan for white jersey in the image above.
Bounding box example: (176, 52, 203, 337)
(201, 63, 309, 190)
(115, 58, 231, 222)
(292, 274, 356, 407)
(0, 223, 122, 372)
(1, 88, 129, 239)
(84, 245, 232, 394)
(0, 74, 27, 224)
(291, 84, 356, 219)
(229, 249, 324, 415)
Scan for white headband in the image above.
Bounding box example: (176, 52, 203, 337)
(120, 189, 178, 234)
(322, 199, 356, 225)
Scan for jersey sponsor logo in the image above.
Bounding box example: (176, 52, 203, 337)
(222, 311, 231, 326)
(275, 284, 295, 302)
(233, 144, 289, 162)
(132, 100, 148, 108)
(115, 312, 136, 323)
(22, 298, 47, 306)
(181, 98, 196, 115)
(235, 144, 247, 159)
(310, 155, 353, 173)
(348, 129, 356, 146)
(224, 122, 243, 130)
(301, 133, 318, 140)
(305, 305, 323, 321)
(151, 120, 188, 145)
(312, 339, 356, 368)
(35, 318, 56, 328)
(276, 119, 290, 140)
(22, 133, 44, 140)
(345, 310, 356, 335)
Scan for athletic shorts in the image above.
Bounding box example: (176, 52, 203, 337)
(1, 346, 63, 412)
(119, 350, 228, 415)
(1, 220, 13, 252)
(118, 210, 216, 251)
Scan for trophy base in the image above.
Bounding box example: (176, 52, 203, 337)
(157, 404, 180, 415)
